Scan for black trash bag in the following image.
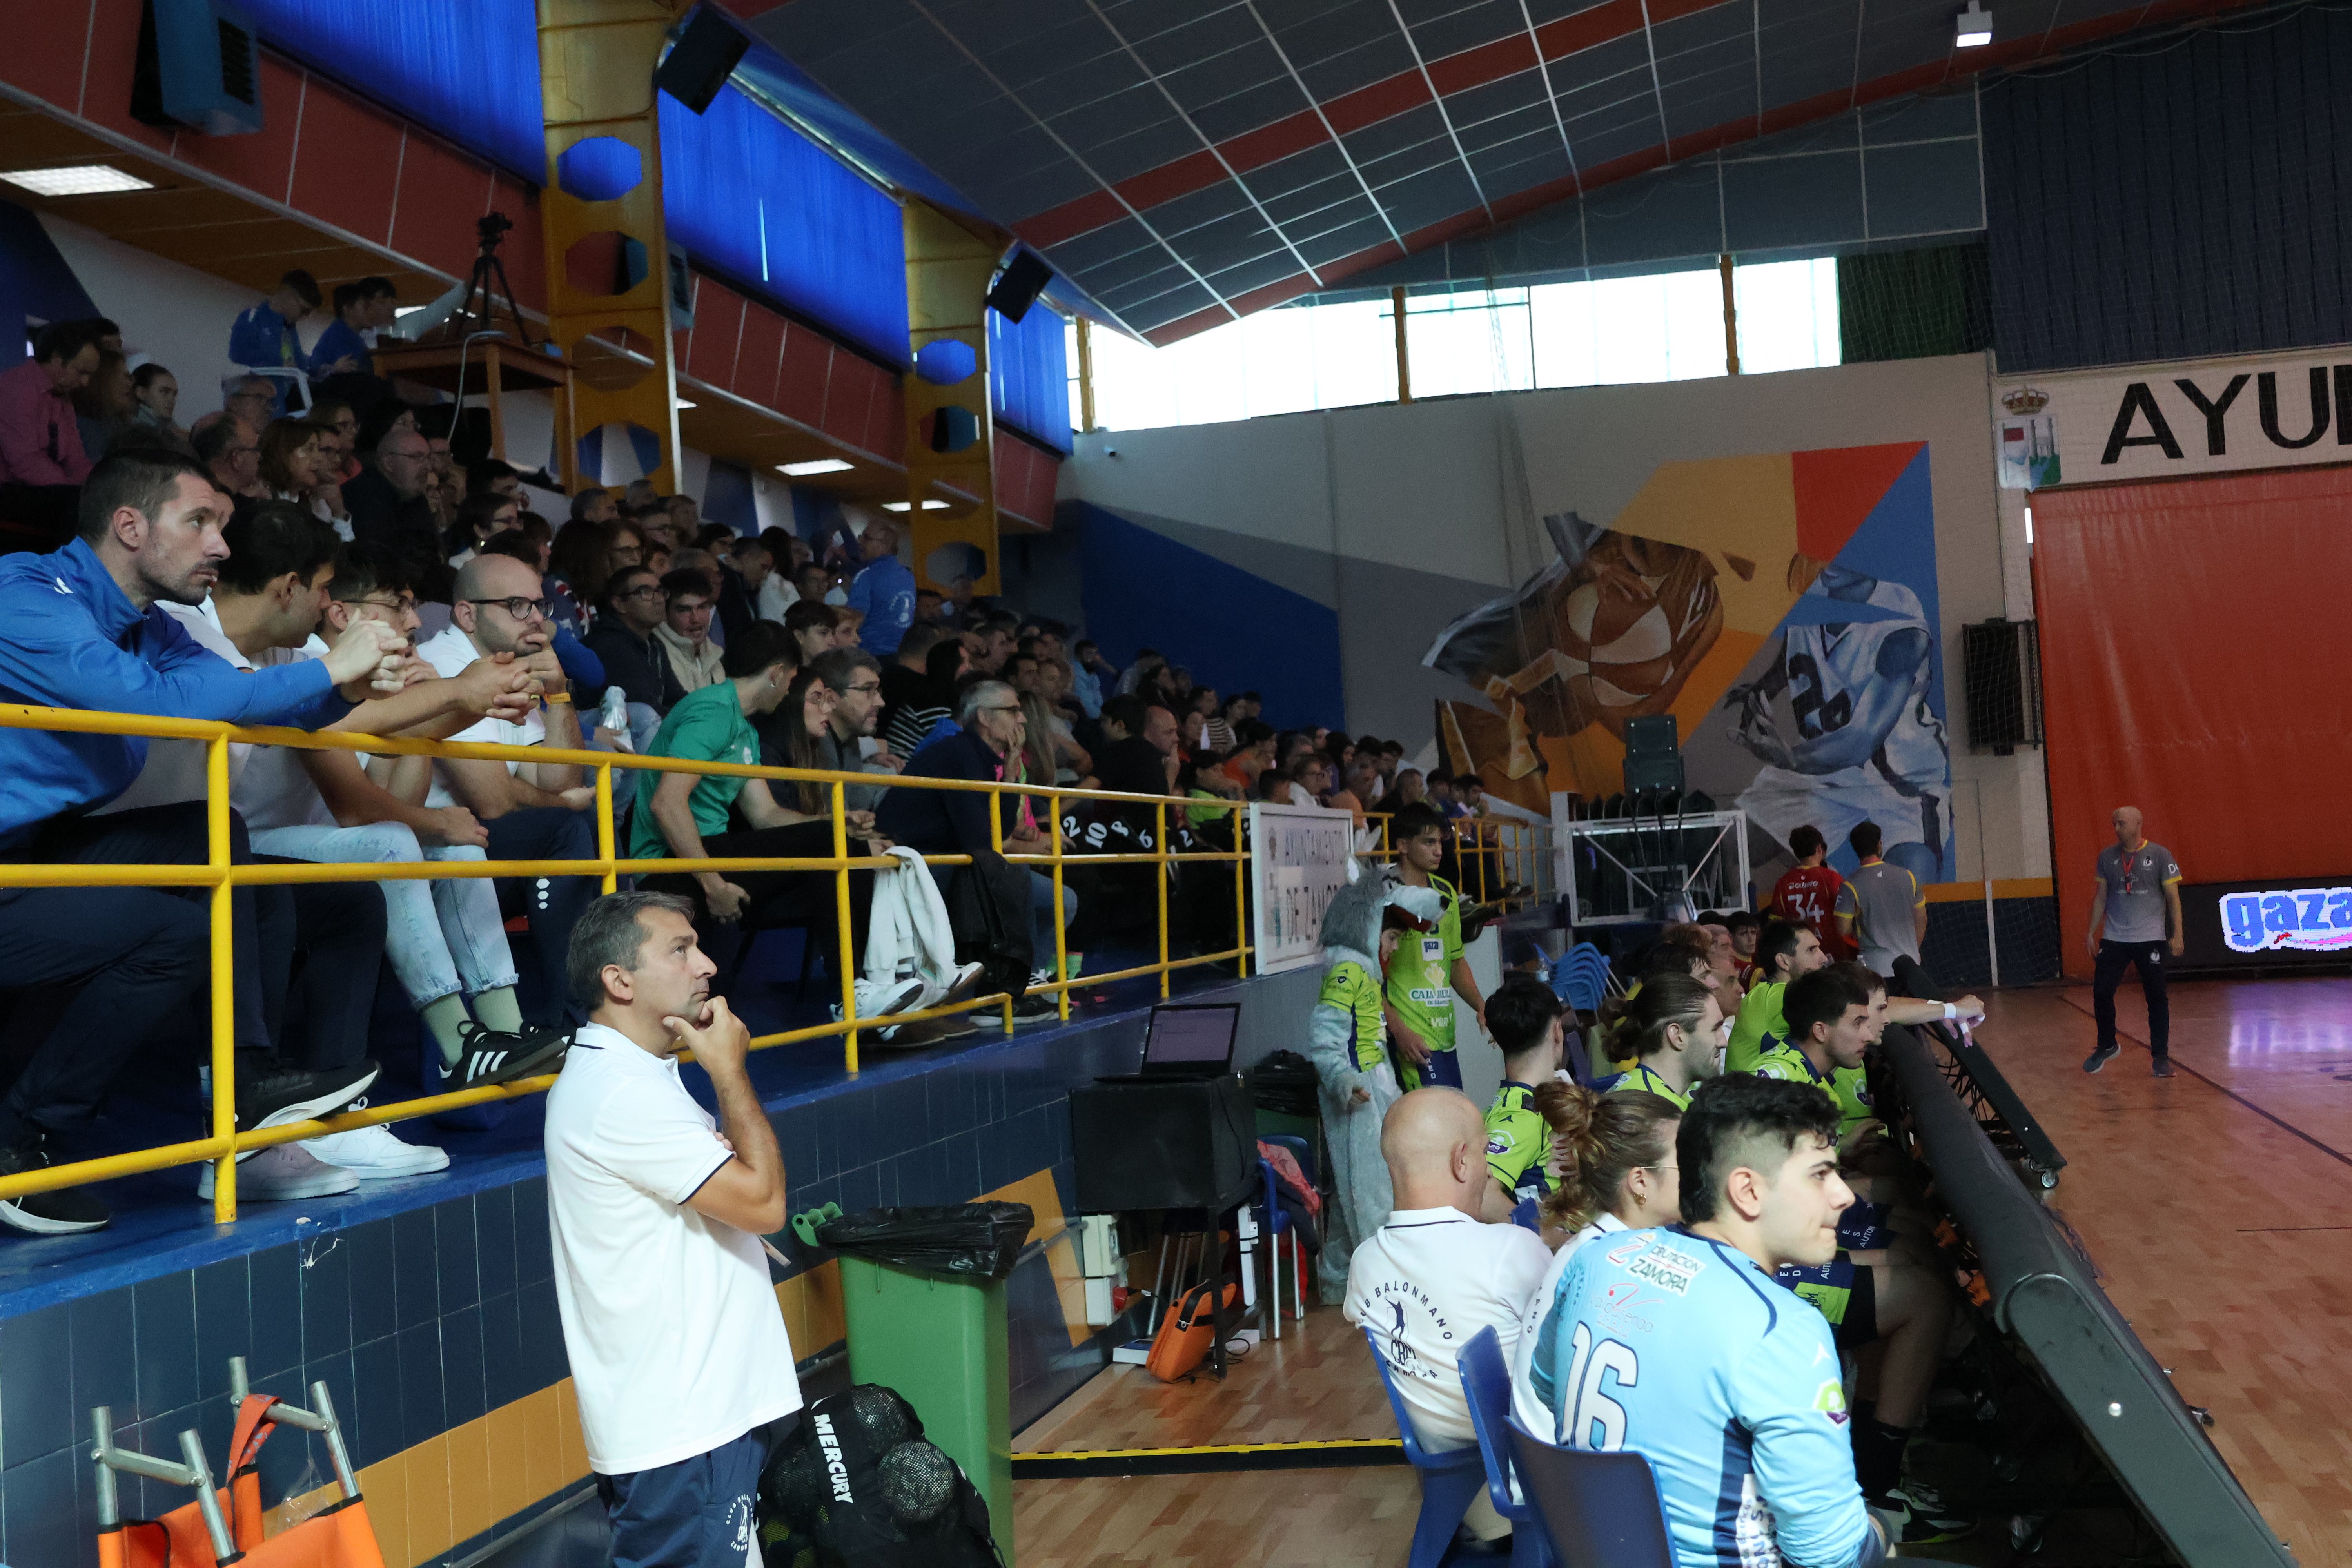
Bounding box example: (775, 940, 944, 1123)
(760, 1384, 1002, 1568)
(815, 1203, 1033, 1280)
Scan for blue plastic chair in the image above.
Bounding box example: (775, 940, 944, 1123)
(1504, 1414, 1677, 1568)
(1362, 1327, 1486, 1568)
(1458, 1327, 1554, 1567)
(1551, 942, 1612, 1015)
(1249, 1158, 1303, 1336)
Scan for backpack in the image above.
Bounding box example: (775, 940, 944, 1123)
(760, 1386, 1002, 1568)
(943, 847, 1034, 996)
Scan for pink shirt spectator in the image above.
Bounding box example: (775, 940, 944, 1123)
(0, 359, 90, 486)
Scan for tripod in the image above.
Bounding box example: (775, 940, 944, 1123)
(448, 211, 538, 348)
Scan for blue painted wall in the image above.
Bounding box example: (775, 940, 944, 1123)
(1070, 501, 1344, 731)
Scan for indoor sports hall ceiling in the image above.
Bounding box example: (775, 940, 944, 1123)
(724, 0, 2255, 343)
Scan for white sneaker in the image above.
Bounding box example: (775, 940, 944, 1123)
(306, 1120, 449, 1179)
(835, 975, 927, 1023)
(196, 1144, 359, 1202)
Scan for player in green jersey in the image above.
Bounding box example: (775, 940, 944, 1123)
(1383, 802, 1485, 1091)
(1727, 918, 1828, 1073)
(1479, 975, 1570, 1221)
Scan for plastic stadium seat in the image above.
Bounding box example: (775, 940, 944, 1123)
(1363, 1327, 1486, 1568)
(1457, 1327, 1554, 1567)
(1504, 1414, 1677, 1568)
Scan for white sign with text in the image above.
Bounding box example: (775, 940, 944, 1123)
(1248, 802, 1358, 975)
(1996, 345, 2352, 486)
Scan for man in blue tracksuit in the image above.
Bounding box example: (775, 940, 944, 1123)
(227, 270, 345, 417)
(1530, 1075, 1887, 1568)
(847, 521, 916, 656)
(0, 450, 405, 1234)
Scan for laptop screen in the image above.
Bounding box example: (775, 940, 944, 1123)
(1143, 1004, 1240, 1070)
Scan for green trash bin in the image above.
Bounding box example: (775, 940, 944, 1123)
(792, 1201, 1033, 1564)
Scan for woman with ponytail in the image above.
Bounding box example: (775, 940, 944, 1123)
(1600, 971, 1725, 1111)
(1508, 1084, 1684, 1438)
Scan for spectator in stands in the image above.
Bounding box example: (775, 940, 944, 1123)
(312, 282, 377, 380)
(1694, 911, 1748, 1016)
(1728, 907, 1762, 965)
(810, 647, 895, 809)
(191, 411, 266, 503)
(1427, 770, 1469, 820)
(347, 425, 440, 583)
(259, 417, 353, 537)
(73, 348, 134, 465)
(665, 491, 700, 540)
(1726, 918, 1827, 1074)
(399, 552, 601, 1029)
(0, 451, 410, 1232)
(713, 535, 767, 644)
(1329, 754, 1379, 828)
(585, 566, 687, 718)
(790, 559, 830, 610)
(1479, 974, 1572, 1220)
(571, 486, 619, 528)
(878, 622, 953, 756)
(1372, 766, 1425, 817)
(445, 492, 519, 567)
(222, 376, 277, 441)
(875, 679, 1073, 1024)
(653, 567, 724, 698)
(1194, 688, 1234, 752)
(1071, 639, 1112, 713)
(784, 599, 838, 670)
(228, 270, 339, 414)
(130, 363, 189, 448)
(1345, 1088, 1549, 1552)
(1284, 749, 1330, 808)
(1092, 695, 1178, 797)
(1835, 821, 1926, 976)
(1533, 1075, 1888, 1566)
(0, 318, 106, 535)
(172, 516, 563, 1173)
(311, 397, 360, 483)
(755, 527, 799, 621)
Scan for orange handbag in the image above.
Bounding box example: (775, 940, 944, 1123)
(1145, 1278, 1238, 1383)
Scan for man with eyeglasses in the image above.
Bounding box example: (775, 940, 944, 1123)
(877, 678, 1076, 1027)
(404, 552, 601, 1035)
(193, 413, 265, 503)
(584, 566, 687, 719)
(347, 426, 441, 585)
(809, 647, 897, 812)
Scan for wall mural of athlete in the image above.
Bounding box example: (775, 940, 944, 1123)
(1724, 563, 1950, 883)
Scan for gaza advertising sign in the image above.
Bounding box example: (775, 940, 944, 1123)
(2219, 886, 2352, 953)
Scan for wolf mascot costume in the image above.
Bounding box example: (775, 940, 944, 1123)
(1307, 865, 1444, 1304)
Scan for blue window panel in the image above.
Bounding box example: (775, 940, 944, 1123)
(988, 302, 1072, 454)
(660, 85, 910, 367)
(236, 0, 544, 181)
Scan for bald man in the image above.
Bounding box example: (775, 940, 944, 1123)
(1345, 1088, 1549, 1545)
(2085, 806, 2182, 1077)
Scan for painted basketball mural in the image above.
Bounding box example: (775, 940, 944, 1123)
(1424, 443, 1955, 880)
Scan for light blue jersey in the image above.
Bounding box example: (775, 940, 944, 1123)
(1530, 1227, 1883, 1568)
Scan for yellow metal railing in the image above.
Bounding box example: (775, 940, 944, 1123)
(0, 704, 1259, 1222)
(0, 703, 1553, 1225)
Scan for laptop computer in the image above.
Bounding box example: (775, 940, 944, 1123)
(1094, 1002, 1242, 1083)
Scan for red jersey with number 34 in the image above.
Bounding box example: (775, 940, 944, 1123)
(1771, 866, 1853, 956)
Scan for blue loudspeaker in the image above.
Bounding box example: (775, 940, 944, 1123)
(133, 0, 263, 136)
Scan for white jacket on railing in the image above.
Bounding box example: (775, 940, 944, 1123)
(864, 844, 962, 1007)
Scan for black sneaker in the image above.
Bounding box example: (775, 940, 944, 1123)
(1876, 1483, 1977, 1545)
(2082, 1044, 2120, 1074)
(235, 1058, 380, 1131)
(976, 993, 1060, 1030)
(0, 1134, 111, 1234)
(451, 1022, 572, 1090)
(2152, 1057, 2178, 1078)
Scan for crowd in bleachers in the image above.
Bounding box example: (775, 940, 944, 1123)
(0, 278, 1543, 1242)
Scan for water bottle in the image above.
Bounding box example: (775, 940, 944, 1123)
(598, 684, 628, 742)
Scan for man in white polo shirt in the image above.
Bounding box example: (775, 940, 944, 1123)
(547, 892, 800, 1564)
(1345, 1087, 1550, 1548)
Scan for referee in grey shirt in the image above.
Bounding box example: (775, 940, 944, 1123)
(2084, 805, 2183, 1078)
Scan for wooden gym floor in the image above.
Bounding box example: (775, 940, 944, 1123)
(1008, 979, 2351, 1567)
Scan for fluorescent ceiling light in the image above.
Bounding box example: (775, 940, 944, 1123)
(674, 398, 697, 410)
(778, 457, 853, 476)
(1954, 2, 1993, 46)
(879, 499, 949, 512)
(0, 165, 154, 197)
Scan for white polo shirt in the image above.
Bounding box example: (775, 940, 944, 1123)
(416, 623, 542, 809)
(543, 1022, 801, 1475)
(1344, 1207, 1550, 1448)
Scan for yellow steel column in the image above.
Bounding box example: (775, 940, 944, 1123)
(595, 762, 617, 894)
(207, 736, 237, 1224)
(904, 200, 1002, 597)
(832, 781, 860, 1075)
(1074, 316, 1097, 434)
(538, 0, 690, 496)
(1156, 801, 1171, 999)
(1049, 789, 1068, 1018)
(1233, 807, 1249, 978)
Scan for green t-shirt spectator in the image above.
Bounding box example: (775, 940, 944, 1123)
(1385, 873, 1463, 1069)
(629, 680, 761, 861)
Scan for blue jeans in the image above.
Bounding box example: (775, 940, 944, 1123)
(252, 822, 518, 1007)
(596, 1427, 771, 1568)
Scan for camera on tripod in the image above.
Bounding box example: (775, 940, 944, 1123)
(475, 212, 514, 250)
(449, 209, 534, 348)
